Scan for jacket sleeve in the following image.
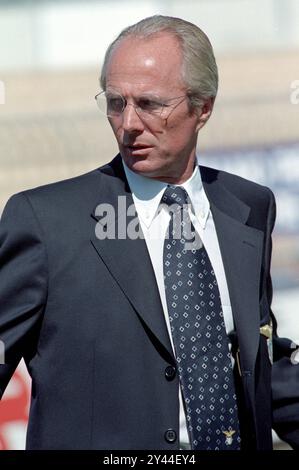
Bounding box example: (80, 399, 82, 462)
(0, 192, 48, 398)
(267, 191, 299, 449)
(272, 338, 299, 449)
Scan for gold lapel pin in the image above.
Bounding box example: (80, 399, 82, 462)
(222, 429, 236, 446)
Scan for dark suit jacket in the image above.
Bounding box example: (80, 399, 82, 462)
(0, 155, 298, 450)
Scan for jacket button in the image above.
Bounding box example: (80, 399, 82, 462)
(165, 365, 176, 381)
(164, 429, 177, 443)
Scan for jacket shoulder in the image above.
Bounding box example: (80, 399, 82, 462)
(3, 167, 107, 215)
(200, 165, 274, 202)
(22, 167, 101, 198)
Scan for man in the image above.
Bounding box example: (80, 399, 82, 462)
(0, 15, 298, 450)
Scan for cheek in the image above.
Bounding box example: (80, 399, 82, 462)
(167, 119, 198, 146)
(160, 125, 189, 151)
(108, 119, 121, 138)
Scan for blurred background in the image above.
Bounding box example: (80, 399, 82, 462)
(0, 0, 298, 450)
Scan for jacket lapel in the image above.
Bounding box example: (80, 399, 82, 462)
(201, 167, 264, 374)
(90, 157, 174, 362)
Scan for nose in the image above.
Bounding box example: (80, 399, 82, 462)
(121, 103, 144, 133)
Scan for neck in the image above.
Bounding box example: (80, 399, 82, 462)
(152, 156, 197, 185)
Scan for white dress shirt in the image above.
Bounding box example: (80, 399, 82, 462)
(122, 157, 234, 447)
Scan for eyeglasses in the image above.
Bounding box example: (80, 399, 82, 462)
(94, 90, 187, 121)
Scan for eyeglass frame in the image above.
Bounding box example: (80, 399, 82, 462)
(94, 89, 190, 121)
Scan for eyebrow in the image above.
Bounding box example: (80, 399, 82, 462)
(106, 89, 163, 97)
(106, 90, 180, 102)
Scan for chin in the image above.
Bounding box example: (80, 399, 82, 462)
(123, 154, 156, 175)
(130, 163, 159, 178)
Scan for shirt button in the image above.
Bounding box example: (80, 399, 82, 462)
(164, 429, 177, 443)
(165, 365, 176, 381)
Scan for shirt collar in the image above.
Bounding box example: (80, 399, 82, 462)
(122, 156, 210, 229)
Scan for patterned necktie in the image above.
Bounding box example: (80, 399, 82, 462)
(162, 185, 241, 450)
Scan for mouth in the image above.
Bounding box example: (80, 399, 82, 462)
(124, 144, 153, 155)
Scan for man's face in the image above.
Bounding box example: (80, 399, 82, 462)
(105, 33, 210, 183)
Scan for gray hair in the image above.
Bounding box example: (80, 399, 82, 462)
(100, 15, 218, 109)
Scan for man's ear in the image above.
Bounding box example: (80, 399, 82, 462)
(195, 97, 215, 132)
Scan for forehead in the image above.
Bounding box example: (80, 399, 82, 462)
(105, 33, 186, 94)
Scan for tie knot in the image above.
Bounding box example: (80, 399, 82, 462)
(162, 185, 189, 208)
